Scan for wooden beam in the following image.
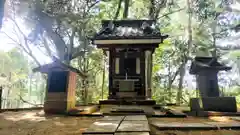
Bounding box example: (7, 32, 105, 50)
(96, 44, 159, 49)
(94, 39, 163, 45)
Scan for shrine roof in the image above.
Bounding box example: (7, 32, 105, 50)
(93, 20, 168, 42)
(32, 61, 85, 77)
(190, 57, 232, 74)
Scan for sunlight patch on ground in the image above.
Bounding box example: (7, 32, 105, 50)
(209, 116, 231, 122)
(1, 111, 46, 122)
(0, 110, 97, 135)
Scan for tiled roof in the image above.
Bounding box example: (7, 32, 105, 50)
(190, 57, 231, 74)
(32, 62, 70, 73)
(94, 20, 168, 40)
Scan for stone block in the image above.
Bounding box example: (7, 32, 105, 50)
(115, 132, 149, 135)
(190, 98, 202, 111)
(100, 116, 125, 121)
(204, 122, 240, 129)
(117, 121, 150, 132)
(83, 120, 120, 134)
(124, 115, 147, 121)
(190, 97, 237, 112)
(151, 122, 216, 130)
(202, 97, 237, 112)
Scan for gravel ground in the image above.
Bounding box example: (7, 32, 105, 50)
(1, 111, 240, 135)
(0, 110, 98, 135)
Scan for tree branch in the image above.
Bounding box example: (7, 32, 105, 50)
(114, 0, 123, 19)
(217, 45, 240, 50)
(52, 56, 87, 78)
(71, 50, 85, 60)
(170, 65, 182, 85)
(158, 8, 185, 19)
(154, 0, 167, 19)
(123, 0, 130, 19)
(2, 31, 41, 66)
(149, 0, 155, 19)
(19, 95, 43, 107)
(87, 0, 101, 12)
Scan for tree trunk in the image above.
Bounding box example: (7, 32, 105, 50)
(101, 57, 106, 99)
(177, 63, 185, 105)
(114, 0, 123, 19)
(211, 21, 217, 57)
(29, 75, 32, 104)
(187, 0, 193, 54)
(83, 35, 88, 105)
(40, 79, 45, 105)
(176, 0, 192, 105)
(167, 58, 172, 102)
(149, 0, 155, 19)
(123, 0, 130, 18)
(0, 86, 2, 109)
(0, 0, 5, 29)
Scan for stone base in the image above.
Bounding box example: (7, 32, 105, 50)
(44, 100, 75, 114)
(44, 92, 75, 114)
(100, 105, 155, 115)
(190, 97, 237, 112)
(99, 99, 156, 105)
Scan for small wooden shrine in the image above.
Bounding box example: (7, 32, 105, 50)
(33, 61, 78, 114)
(93, 20, 168, 100)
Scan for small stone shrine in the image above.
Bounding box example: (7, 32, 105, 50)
(189, 56, 237, 112)
(92, 20, 168, 105)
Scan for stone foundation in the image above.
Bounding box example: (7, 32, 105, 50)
(44, 92, 76, 114)
(99, 99, 156, 105)
(190, 97, 237, 112)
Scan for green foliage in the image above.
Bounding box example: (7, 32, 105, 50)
(2, 0, 240, 106)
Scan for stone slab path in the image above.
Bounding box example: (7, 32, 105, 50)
(117, 121, 150, 132)
(124, 115, 148, 121)
(151, 122, 216, 130)
(82, 115, 150, 135)
(230, 117, 240, 121)
(205, 121, 240, 129)
(115, 132, 150, 135)
(100, 116, 125, 121)
(151, 120, 240, 130)
(83, 120, 120, 134)
(83, 115, 240, 134)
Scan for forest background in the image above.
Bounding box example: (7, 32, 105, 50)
(0, 0, 240, 108)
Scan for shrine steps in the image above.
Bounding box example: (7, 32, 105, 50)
(99, 99, 156, 105)
(82, 115, 150, 135)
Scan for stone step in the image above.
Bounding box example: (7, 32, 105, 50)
(83, 115, 150, 135)
(124, 115, 147, 121)
(99, 116, 125, 121)
(151, 122, 217, 130)
(151, 121, 240, 130)
(111, 108, 144, 113)
(99, 100, 156, 105)
(230, 117, 240, 121)
(103, 113, 147, 116)
(82, 120, 121, 134)
(115, 132, 149, 135)
(117, 121, 150, 132)
(204, 122, 240, 129)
